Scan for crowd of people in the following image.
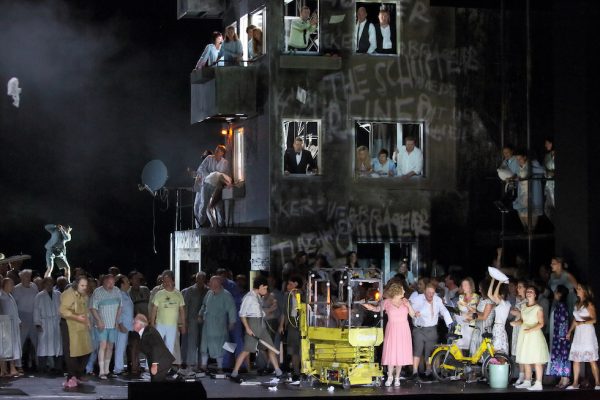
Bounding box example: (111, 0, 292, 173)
(1, 248, 598, 391)
(355, 136, 424, 178)
(194, 24, 263, 70)
(497, 139, 556, 233)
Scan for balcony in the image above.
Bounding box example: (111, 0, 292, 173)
(190, 66, 257, 123)
(279, 54, 342, 70)
(177, 0, 225, 19)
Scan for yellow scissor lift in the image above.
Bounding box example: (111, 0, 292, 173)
(295, 268, 384, 389)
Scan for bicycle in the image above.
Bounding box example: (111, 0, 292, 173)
(429, 313, 514, 382)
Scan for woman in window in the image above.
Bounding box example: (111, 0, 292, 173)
(566, 284, 600, 390)
(372, 149, 396, 177)
(194, 31, 223, 69)
(219, 26, 243, 65)
(251, 28, 263, 59)
(355, 145, 372, 177)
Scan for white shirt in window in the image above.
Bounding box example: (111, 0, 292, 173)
(380, 25, 392, 49)
(396, 145, 423, 176)
(295, 152, 302, 165)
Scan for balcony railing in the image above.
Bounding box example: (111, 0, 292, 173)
(190, 65, 257, 123)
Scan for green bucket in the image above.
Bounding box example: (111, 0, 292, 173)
(488, 363, 509, 389)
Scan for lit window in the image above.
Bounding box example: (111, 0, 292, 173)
(355, 1, 399, 55)
(284, 0, 320, 54)
(355, 121, 425, 178)
(243, 7, 266, 62)
(282, 120, 320, 176)
(234, 127, 245, 182)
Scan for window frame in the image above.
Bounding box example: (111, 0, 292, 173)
(281, 118, 322, 176)
(283, 0, 321, 55)
(354, 120, 426, 179)
(233, 127, 245, 183)
(249, 6, 267, 61)
(354, 1, 401, 56)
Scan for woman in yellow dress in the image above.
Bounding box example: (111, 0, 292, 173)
(515, 285, 549, 391)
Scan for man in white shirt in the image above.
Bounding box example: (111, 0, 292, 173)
(230, 276, 282, 381)
(394, 136, 423, 179)
(356, 6, 376, 54)
(410, 283, 453, 380)
(375, 8, 395, 54)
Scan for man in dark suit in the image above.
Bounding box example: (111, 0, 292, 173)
(284, 137, 317, 175)
(131, 314, 175, 382)
(356, 6, 376, 53)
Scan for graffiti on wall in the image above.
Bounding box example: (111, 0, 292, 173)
(272, 196, 430, 263)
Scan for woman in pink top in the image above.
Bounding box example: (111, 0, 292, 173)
(363, 283, 415, 387)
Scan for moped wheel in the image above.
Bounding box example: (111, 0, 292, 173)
(431, 350, 453, 382)
(482, 352, 513, 380)
(342, 377, 351, 390)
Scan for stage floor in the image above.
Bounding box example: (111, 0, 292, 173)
(1, 373, 599, 400)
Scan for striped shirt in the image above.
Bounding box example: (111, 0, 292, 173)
(92, 286, 122, 329)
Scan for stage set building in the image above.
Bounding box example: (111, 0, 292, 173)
(171, 0, 560, 287)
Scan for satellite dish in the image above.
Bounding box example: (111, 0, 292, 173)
(141, 160, 168, 192)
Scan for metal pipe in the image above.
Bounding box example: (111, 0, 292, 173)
(525, 0, 533, 272)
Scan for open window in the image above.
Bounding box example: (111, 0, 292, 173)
(355, 1, 399, 55)
(284, 0, 320, 53)
(355, 121, 425, 178)
(282, 120, 320, 176)
(241, 7, 266, 62)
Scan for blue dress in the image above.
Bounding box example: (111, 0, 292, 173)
(547, 302, 571, 376)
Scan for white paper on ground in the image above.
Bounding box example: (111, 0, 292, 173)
(223, 342, 237, 353)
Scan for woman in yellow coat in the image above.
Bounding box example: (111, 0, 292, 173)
(60, 276, 92, 388)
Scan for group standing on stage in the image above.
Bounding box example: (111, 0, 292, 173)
(1, 246, 599, 392)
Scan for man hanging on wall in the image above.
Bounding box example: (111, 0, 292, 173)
(43, 224, 72, 281)
(193, 145, 231, 228)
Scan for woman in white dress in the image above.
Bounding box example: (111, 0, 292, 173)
(566, 284, 600, 390)
(456, 277, 479, 351)
(487, 278, 510, 354)
(468, 279, 495, 357)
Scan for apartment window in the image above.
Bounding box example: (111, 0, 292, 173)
(233, 127, 245, 182)
(355, 1, 399, 55)
(282, 120, 320, 176)
(355, 121, 425, 178)
(284, 0, 320, 53)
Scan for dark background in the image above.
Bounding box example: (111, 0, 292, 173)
(0, 0, 222, 277)
(1, 0, 599, 286)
